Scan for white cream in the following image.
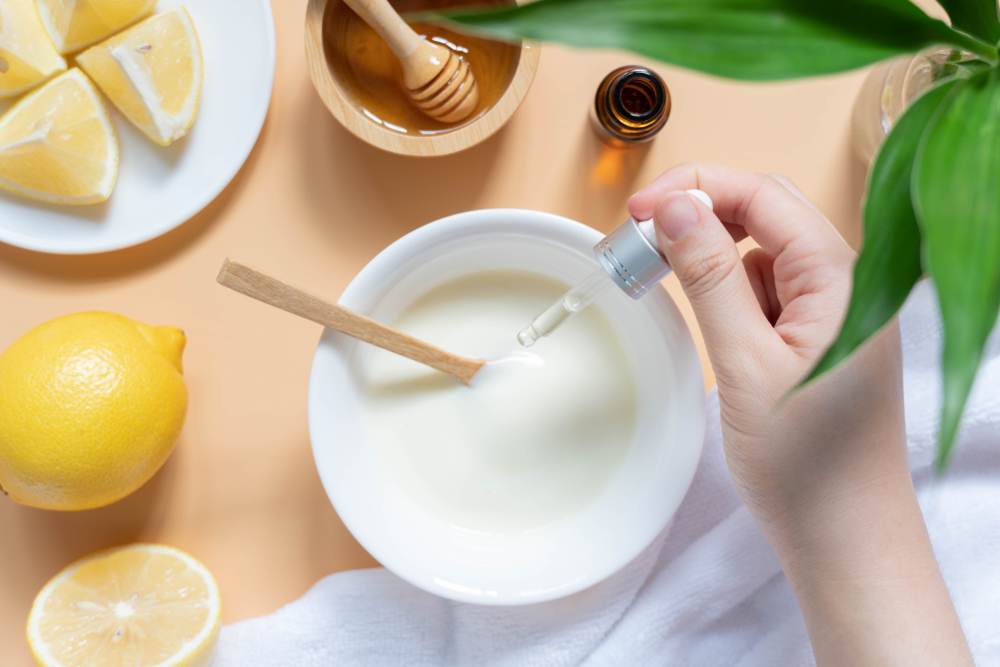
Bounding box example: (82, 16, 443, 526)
(364, 270, 638, 534)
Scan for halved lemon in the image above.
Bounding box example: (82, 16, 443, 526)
(0, 0, 67, 97)
(0, 68, 117, 204)
(28, 544, 222, 667)
(78, 8, 202, 146)
(36, 0, 157, 54)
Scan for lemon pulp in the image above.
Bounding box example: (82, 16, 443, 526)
(78, 8, 202, 145)
(0, 68, 117, 204)
(36, 0, 157, 54)
(0, 0, 66, 97)
(28, 544, 221, 667)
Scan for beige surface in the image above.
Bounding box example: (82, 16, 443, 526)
(0, 0, 887, 662)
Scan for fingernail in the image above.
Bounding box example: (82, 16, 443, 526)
(655, 191, 699, 241)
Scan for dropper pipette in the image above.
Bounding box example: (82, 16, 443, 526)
(518, 189, 713, 347)
(517, 267, 613, 347)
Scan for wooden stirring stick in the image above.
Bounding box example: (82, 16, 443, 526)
(341, 0, 480, 123)
(217, 258, 486, 385)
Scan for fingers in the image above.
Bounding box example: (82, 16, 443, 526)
(766, 173, 841, 237)
(766, 173, 823, 215)
(724, 222, 749, 244)
(653, 191, 777, 362)
(743, 247, 780, 325)
(629, 163, 846, 259)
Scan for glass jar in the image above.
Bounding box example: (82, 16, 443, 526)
(590, 66, 671, 148)
(853, 46, 980, 164)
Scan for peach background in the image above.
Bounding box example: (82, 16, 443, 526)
(0, 0, 947, 662)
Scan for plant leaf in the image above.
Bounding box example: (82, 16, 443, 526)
(913, 68, 1000, 470)
(930, 51, 995, 80)
(937, 0, 1000, 46)
(802, 79, 960, 385)
(419, 0, 989, 80)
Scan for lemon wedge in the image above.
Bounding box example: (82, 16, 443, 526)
(28, 544, 221, 667)
(78, 8, 202, 146)
(0, 68, 117, 204)
(36, 0, 156, 54)
(0, 0, 66, 97)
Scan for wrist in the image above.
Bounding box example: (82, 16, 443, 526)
(760, 468, 972, 665)
(762, 464, 917, 562)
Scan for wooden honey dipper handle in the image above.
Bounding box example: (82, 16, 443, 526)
(341, 0, 448, 90)
(341, 0, 424, 60)
(340, 0, 479, 121)
(217, 258, 485, 385)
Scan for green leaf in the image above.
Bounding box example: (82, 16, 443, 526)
(937, 0, 1000, 46)
(418, 0, 992, 81)
(930, 51, 994, 80)
(802, 80, 960, 385)
(913, 68, 1000, 470)
(959, 58, 998, 75)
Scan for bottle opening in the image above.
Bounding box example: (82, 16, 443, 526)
(620, 79, 656, 117)
(612, 70, 665, 123)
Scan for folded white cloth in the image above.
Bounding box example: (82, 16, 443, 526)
(216, 280, 1000, 666)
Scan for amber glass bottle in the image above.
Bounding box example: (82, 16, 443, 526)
(590, 66, 671, 148)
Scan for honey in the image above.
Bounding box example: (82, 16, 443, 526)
(323, 0, 521, 135)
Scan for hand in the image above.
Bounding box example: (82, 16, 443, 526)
(630, 163, 889, 536)
(629, 164, 972, 666)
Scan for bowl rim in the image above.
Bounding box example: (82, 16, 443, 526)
(304, 0, 540, 157)
(308, 208, 706, 605)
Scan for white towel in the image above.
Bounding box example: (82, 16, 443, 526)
(216, 280, 1000, 666)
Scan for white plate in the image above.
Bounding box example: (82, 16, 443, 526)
(0, 0, 275, 254)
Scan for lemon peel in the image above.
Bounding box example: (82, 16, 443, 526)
(0, 312, 187, 510)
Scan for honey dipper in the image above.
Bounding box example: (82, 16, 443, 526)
(341, 0, 480, 123)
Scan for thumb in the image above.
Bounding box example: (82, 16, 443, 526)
(653, 191, 773, 364)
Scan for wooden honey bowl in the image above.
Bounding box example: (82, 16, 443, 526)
(305, 0, 539, 157)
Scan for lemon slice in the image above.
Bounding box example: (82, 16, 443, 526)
(36, 0, 156, 54)
(28, 544, 221, 667)
(78, 8, 202, 146)
(0, 68, 117, 204)
(0, 0, 67, 97)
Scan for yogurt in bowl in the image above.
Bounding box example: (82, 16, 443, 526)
(308, 209, 704, 605)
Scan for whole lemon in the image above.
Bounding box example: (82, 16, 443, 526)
(0, 312, 187, 511)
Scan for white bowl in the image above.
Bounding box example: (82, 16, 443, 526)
(308, 209, 705, 605)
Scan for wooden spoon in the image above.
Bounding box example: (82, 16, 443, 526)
(217, 258, 486, 385)
(341, 0, 480, 123)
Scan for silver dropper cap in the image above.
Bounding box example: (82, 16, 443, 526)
(593, 189, 713, 300)
(594, 217, 668, 300)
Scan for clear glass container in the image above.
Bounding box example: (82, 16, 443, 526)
(853, 46, 980, 164)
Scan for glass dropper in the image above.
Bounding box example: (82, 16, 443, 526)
(517, 268, 613, 347)
(518, 189, 713, 347)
